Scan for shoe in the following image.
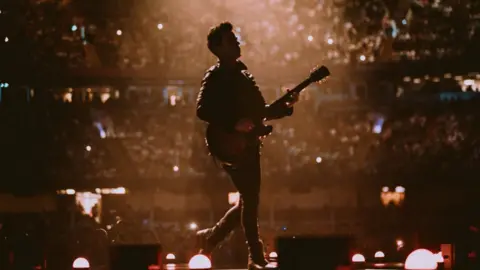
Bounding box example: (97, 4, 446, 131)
(248, 259, 277, 269)
(247, 240, 276, 269)
(196, 228, 215, 255)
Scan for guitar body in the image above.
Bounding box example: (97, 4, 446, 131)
(205, 124, 253, 165)
(203, 65, 330, 165)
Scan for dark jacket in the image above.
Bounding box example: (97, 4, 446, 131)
(196, 60, 293, 130)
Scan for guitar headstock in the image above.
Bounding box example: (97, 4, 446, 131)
(308, 65, 330, 84)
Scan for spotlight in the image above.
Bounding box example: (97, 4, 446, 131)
(72, 257, 90, 270)
(188, 254, 211, 270)
(352, 253, 365, 263)
(405, 249, 437, 270)
(374, 251, 385, 258)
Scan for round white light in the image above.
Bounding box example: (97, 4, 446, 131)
(269, 251, 278, 259)
(189, 222, 198, 230)
(374, 251, 385, 258)
(188, 254, 212, 269)
(405, 249, 437, 270)
(166, 253, 176, 260)
(72, 257, 90, 269)
(352, 253, 365, 263)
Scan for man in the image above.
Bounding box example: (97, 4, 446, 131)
(195, 22, 298, 269)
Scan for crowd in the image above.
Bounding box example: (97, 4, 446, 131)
(1, 79, 479, 193)
(2, 0, 479, 78)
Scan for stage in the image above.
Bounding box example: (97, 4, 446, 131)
(155, 262, 404, 270)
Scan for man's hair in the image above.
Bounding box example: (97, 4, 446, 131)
(207, 22, 233, 55)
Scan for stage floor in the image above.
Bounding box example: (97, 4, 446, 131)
(161, 262, 403, 270)
(165, 265, 244, 270)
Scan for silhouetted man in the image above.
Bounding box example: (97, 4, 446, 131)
(195, 22, 298, 269)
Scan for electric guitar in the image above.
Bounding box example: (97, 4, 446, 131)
(205, 65, 330, 165)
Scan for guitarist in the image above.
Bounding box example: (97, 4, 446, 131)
(195, 22, 299, 269)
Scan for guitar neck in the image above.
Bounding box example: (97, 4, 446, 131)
(269, 78, 312, 108)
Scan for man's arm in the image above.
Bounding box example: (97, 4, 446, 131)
(196, 69, 237, 131)
(265, 103, 294, 121)
(243, 69, 294, 121)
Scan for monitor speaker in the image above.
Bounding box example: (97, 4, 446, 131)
(109, 244, 162, 270)
(276, 235, 353, 270)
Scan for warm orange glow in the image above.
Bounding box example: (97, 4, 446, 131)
(189, 222, 198, 230)
(396, 239, 404, 248)
(75, 192, 102, 223)
(228, 192, 240, 205)
(381, 186, 406, 206)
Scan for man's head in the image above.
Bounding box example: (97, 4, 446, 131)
(207, 22, 241, 61)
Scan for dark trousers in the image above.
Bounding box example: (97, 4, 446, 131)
(209, 149, 262, 251)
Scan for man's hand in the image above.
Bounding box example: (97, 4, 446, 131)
(235, 118, 255, 133)
(285, 89, 299, 107)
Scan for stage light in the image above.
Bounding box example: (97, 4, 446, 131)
(464, 79, 475, 86)
(359, 55, 366, 61)
(228, 192, 240, 205)
(85, 145, 91, 152)
(188, 254, 212, 269)
(189, 222, 198, 230)
(4, 37, 9, 43)
(315, 157, 322, 163)
(268, 251, 278, 259)
(374, 251, 385, 258)
(166, 253, 176, 260)
(405, 249, 437, 270)
(157, 23, 164, 30)
(396, 239, 404, 249)
(72, 257, 90, 269)
(434, 252, 444, 263)
(351, 253, 365, 263)
(116, 30, 122, 36)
